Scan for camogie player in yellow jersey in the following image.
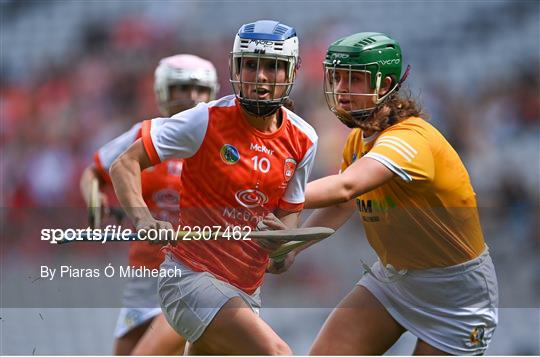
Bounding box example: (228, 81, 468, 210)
(264, 33, 498, 355)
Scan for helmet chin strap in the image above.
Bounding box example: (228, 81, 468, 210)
(240, 98, 282, 118)
(399, 65, 412, 87)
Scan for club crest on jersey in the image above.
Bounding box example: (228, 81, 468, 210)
(220, 144, 240, 165)
(467, 326, 487, 348)
(283, 158, 297, 183)
(235, 189, 268, 208)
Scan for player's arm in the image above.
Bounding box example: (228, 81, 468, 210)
(303, 200, 356, 230)
(82, 122, 143, 214)
(303, 199, 356, 234)
(264, 203, 310, 274)
(257, 209, 299, 252)
(262, 200, 355, 258)
(261, 209, 302, 274)
(260, 171, 310, 256)
(274, 208, 300, 229)
(295, 200, 356, 255)
(113, 108, 208, 234)
(305, 157, 394, 209)
(109, 138, 171, 232)
(308, 127, 434, 209)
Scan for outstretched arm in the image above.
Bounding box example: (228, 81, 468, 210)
(263, 201, 355, 273)
(295, 200, 356, 254)
(263, 158, 392, 262)
(276, 200, 357, 259)
(305, 157, 394, 209)
(289, 158, 393, 255)
(274, 208, 300, 229)
(303, 200, 356, 230)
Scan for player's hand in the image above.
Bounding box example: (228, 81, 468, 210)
(136, 218, 175, 245)
(255, 216, 285, 253)
(266, 251, 296, 274)
(260, 212, 288, 230)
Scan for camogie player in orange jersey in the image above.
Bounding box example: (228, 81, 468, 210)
(264, 33, 498, 355)
(80, 54, 219, 355)
(109, 20, 317, 355)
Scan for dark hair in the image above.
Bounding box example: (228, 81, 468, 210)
(357, 89, 426, 132)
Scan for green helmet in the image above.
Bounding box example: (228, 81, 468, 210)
(323, 32, 405, 128)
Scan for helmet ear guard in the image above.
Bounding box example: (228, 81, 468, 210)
(229, 20, 299, 117)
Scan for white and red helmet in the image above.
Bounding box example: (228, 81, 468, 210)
(154, 54, 219, 115)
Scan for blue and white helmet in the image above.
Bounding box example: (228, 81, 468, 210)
(230, 20, 299, 117)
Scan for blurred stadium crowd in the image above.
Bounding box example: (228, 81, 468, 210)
(2, 1, 538, 215)
(1, 1, 539, 354)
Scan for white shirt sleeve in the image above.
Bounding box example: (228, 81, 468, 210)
(148, 102, 210, 161)
(97, 122, 142, 171)
(281, 138, 318, 204)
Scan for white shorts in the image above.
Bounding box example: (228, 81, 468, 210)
(158, 253, 261, 343)
(114, 275, 162, 338)
(358, 248, 498, 355)
(114, 307, 162, 338)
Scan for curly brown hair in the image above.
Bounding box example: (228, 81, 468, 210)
(355, 89, 426, 132)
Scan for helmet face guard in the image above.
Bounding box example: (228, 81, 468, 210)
(230, 52, 297, 117)
(324, 62, 400, 128)
(229, 20, 299, 118)
(323, 32, 406, 128)
(160, 84, 214, 116)
(154, 54, 219, 116)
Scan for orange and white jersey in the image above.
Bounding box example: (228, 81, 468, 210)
(94, 122, 183, 269)
(341, 117, 485, 270)
(142, 95, 318, 294)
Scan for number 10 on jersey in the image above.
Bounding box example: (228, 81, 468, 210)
(251, 156, 270, 173)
